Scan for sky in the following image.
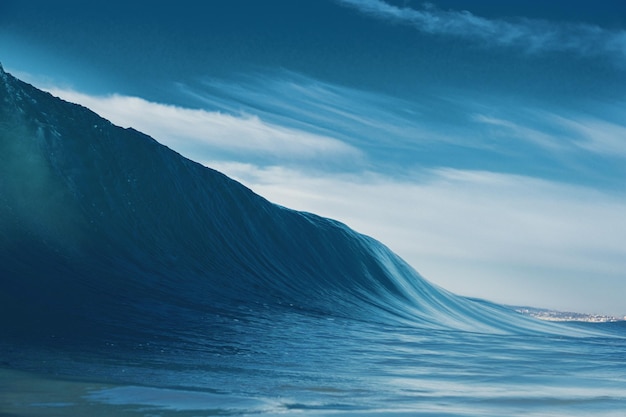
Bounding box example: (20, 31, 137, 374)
(1, 0, 625, 316)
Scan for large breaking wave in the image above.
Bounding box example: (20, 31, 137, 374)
(0, 64, 593, 343)
(3, 64, 626, 417)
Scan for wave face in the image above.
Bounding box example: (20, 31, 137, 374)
(2, 66, 625, 417)
(0, 65, 563, 338)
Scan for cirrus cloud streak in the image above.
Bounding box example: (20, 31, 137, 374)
(45, 88, 361, 164)
(338, 0, 626, 63)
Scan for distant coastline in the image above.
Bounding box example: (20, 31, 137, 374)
(514, 307, 626, 323)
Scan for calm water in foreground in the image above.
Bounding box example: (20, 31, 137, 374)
(2, 313, 625, 417)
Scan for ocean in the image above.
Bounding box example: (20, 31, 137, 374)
(1, 65, 625, 416)
(2, 318, 625, 416)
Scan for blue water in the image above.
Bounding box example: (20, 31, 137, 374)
(2, 318, 625, 416)
(1, 65, 625, 416)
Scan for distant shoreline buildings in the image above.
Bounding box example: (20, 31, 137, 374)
(514, 307, 626, 323)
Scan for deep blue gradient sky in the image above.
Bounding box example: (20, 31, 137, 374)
(2, 0, 625, 315)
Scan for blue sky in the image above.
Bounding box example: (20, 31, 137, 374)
(2, 0, 625, 315)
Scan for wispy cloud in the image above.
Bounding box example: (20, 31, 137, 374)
(472, 114, 565, 151)
(181, 71, 463, 150)
(473, 108, 626, 158)
(338, 0, 626, 61)
(45, 88, 361, 164)
(551, 114, 626, 158)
